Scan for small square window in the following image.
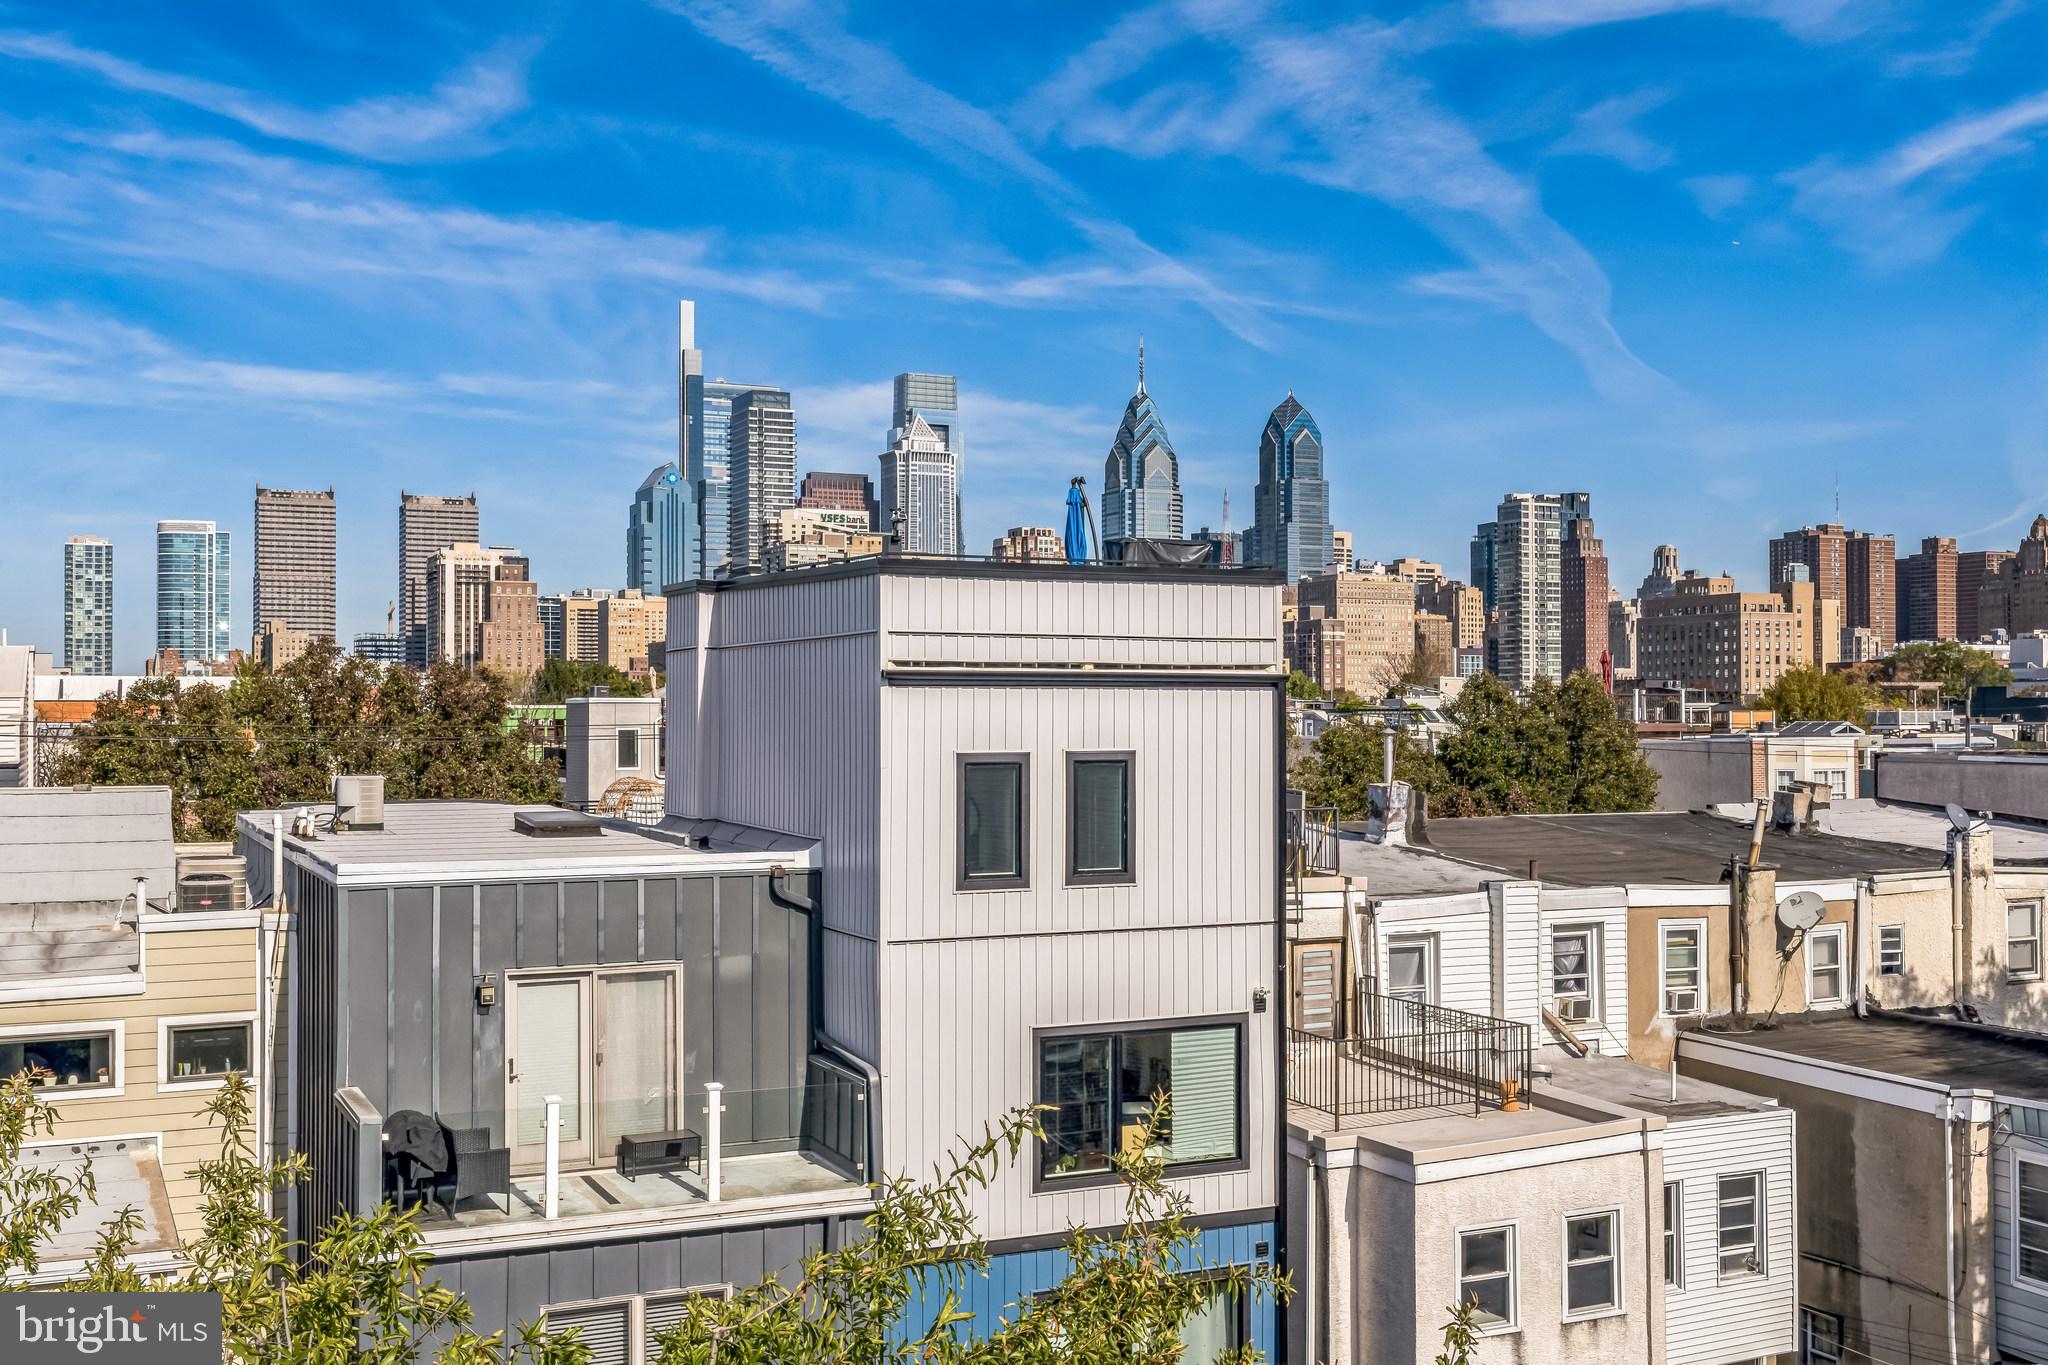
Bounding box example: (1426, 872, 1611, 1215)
(167, 1021, 251, 1082)
(1878, 925, 1904, 977)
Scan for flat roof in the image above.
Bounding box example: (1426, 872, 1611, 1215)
(1684, 1010, 2048, 1104)
(666, 555, 1284, 595)
(237, 802, 816, 881)
(1711, 799, 2048, 865)
(1545, 1053, 1770, 1121)
(1337, 832, 1500, 898)
(1420, 810, 1941, 887)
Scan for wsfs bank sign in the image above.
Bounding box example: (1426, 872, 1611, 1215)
(4, 1294, 221, 1364)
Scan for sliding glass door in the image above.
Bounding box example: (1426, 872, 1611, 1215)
(509, 967, 681, 1175)
(510, 976, 591, 1173)
(595, 970, 679, 1158)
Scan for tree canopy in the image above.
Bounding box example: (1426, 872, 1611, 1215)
(1752, 667, 1873, 725)
(1856, 641, 2011, 702)
(51, 640, 558, 840)
(528, 657, 654, 705)
(1292, 671, 1658, 819)
(1284, 670, 1322, 701)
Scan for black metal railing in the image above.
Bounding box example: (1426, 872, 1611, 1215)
(1286, 804, 1340, 878)
(1285, 992, 1533, 1118)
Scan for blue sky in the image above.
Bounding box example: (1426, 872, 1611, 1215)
(1, 0, 2043, 661)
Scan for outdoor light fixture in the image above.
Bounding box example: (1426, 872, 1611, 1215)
(1252, 987, 1269, 1014)
(474, 975, 498, 1009)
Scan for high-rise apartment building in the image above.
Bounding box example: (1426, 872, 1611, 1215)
(879, 417, 960, 557)
(1491, 493, 1565, 690)
(726, 388, 796, 574)
(991, 527, 1065, 563)
(399, 492, 479, 667)
(252, 485, 337, 644)
(1296, 571, 1417, 696)
(1637, 576, 1824, 697)
(481, 556, 543, 677)
(798, 471, 879, 527)
(156, 520, 231, 662)
(628, 463, 694, 594)
(1608, 596, 1640, 679)
(1102, 344, 1182, 547)
(423, 543, 505, 668)
(879, 375, 961, 555)
(537, 596, 565, 660)
(1980, 517, 2048, 638)
(549, 589, 604, 663)
(1417, 579, 1486, 650)
(1958, 549, 2014, 641)
(1897, 536, 1959, 643)
(1284, 609, 1346, 696)
(1770, 523, 1894, 653)
(1331, 529, 1354, 573)
(1638, 544, 1682, 601)
(1248, 393, 1332, 583)
(599, 589, 665, 671)
(63, 536, 113, 675)
(1560, 517, 1611, 678)
(1413, 612, 1455, 678)
(1470, 522, 1498, 612)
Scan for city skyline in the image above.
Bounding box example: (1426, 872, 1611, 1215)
(2, 4, 2043, 655)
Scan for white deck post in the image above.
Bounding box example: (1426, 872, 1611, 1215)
(705, 1081, 723, 1204)
(543, 1095, 561, 1220)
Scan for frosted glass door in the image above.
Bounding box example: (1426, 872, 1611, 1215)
(511, 977, 590, 1171)
(596, 970, 676, 1157)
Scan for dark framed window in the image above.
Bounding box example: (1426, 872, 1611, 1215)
(959, 755, 1028, 889)
(1564, 1211, 1620, 1317)
(617, 728, 641, 771)
(1036, 1020, 1241, 1185)
(1067, 752, 1134, 885)
(0, 1030, 116, 1091)
(167, 1021, 251, 1081)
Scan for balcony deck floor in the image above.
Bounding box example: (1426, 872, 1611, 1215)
(416, 1149, 860, 1230)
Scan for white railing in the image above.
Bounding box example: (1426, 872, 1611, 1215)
(705, 1081, 723, 1204)
(543, 1094, 561, 1220)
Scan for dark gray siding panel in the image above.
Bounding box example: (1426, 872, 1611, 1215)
(389, 887, 435, 1116)
(593, 1240, 640, 1299)
(507, 1252, 552, 1321)
(562, 881, 599, 965)
(346, 890, 389, 1112)
(679, 879, 716, 1092)
(721, 1229, 765, 1292)
(640, 1238, 681, 1294)
(478, 885, 518, 975)
(549, 1245, 595, 1307)
(644, 879, 677, 963)
(601, 880, 638, 965)
(436, 888, 477, 1123)
(520, 882, 559, 969)
(761, 1223, 807, 1287)
(717, 877, 757, 1143)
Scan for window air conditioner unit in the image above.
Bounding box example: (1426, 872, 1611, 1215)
(174, 853, 248, 914)
(1667, 989, 1699, 1014)
(1556, 997, 1594, 1023)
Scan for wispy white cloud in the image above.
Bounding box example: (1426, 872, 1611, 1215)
(1474, 0, 1863, 39)
(1021, 1, 1677, 404)
(0, 29, 534, 161)
(1884, 0, 2025, 79)
(1682, 173, 1752, 218)
(1784, 88, 2048, 266)
(1550, 88, 1674, 171)
(650, 0, 1280, 349)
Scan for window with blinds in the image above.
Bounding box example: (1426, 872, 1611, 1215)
(1067, 753, 1133, 885)
(959, 756, 1027, 888)
(1037, 1022, 1241, 1183)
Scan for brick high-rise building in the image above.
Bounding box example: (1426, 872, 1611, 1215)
(1769, 524, 1847, 604)
(1770, 522, 1894, 653)
(253, 485, 337, 645)
(1284, 608, 1346, 696)
(797, 471, 878, 528)
(400, 492, 479, 667)
(1413, 612, 1455, 678)
(481, 556, 543, 677)
(1959, 549, 2014, 641)
(1417, 579, 1486, 650)
(1980, 516, 2048, 638)
(1560, 517, 1610, 678)
(1896, 536, 1958, 643)
(991, 527, 1066, 563)
(599, 588, 665, 672)
(1638, 576, 1824, 698)
(1296, 571, 1416, 697)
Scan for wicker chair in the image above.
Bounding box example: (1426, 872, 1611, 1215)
(439, 1122, 511, 1213)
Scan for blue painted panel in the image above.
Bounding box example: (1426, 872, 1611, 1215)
(900, 1220, 1277, 1359)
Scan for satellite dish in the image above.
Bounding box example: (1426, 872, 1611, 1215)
(1777, 890, 1826, 933)
(1946, 803, 1973, 832)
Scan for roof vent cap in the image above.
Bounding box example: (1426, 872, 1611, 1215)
(514, 809, 605, 838)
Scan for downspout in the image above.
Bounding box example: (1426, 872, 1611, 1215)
(1852, 877, 1870, 1019)
(1943, 1090, 1959, 1365)
(769, 865, 882, 1178)
(1950, 829, 1966, 1007)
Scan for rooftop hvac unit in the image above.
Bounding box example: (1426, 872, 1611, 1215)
(174, 854, 247, 913)
(333, 774, 386, 831)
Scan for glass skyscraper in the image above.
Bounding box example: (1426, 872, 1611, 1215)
(156, 520, 231, 662)
(1248, 393, 1331, 583)
(881, 372, 961, 554)
(63, 535, 114, 674)
(1101, 343, 1182, 546)
(628, 462, 694, 592)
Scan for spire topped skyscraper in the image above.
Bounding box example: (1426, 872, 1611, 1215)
(1101, 345, 1182, 547)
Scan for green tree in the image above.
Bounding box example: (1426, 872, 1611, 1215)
(1872, 641, 2011, 702)
(1550, 672, 1660, 813)
(529, 658, 653, 705)
(1753, 668, 1873, 725)
(1291, 720, 1446, 819)
(51, 642, 557, 840)
(1284, 670, 1322, 701)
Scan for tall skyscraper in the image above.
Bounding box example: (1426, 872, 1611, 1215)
(156, 520, 231, 662)
(1560, 517, 1610, 678)
(63, 536, 113, 675)
(399, 492, 479, 667)
(879, 417, 961, 556)
(537, 595, 566, 660)
(1979, 517, 2048, 639)
(798, 471, 879, 528)
(1470, 523, 1498, 612)
(1248, 392, 1332, 584)
(627, 463, 694, 593)
(1771, 523, 1895, 653)
(1897, 536, 1959, 642)
(726, 388, 797, 574)
(1958, 549, 2013, 641)
(253, 485, 337, 644)
(696, 380, 779, 576)
(425, 543, 536, 671)
(881, 374, 961, 554)
(1638, 544, 1682, 601)
(1102, 343, 1182, 547)
(1491, 493, 1564, 690)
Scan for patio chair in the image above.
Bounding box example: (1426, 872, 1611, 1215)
(439, 1122, 511, 1212)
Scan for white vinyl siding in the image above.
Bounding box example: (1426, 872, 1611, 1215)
(1994, 1132, 2048, 1358)
(1662, 1108, 1799, 1365)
